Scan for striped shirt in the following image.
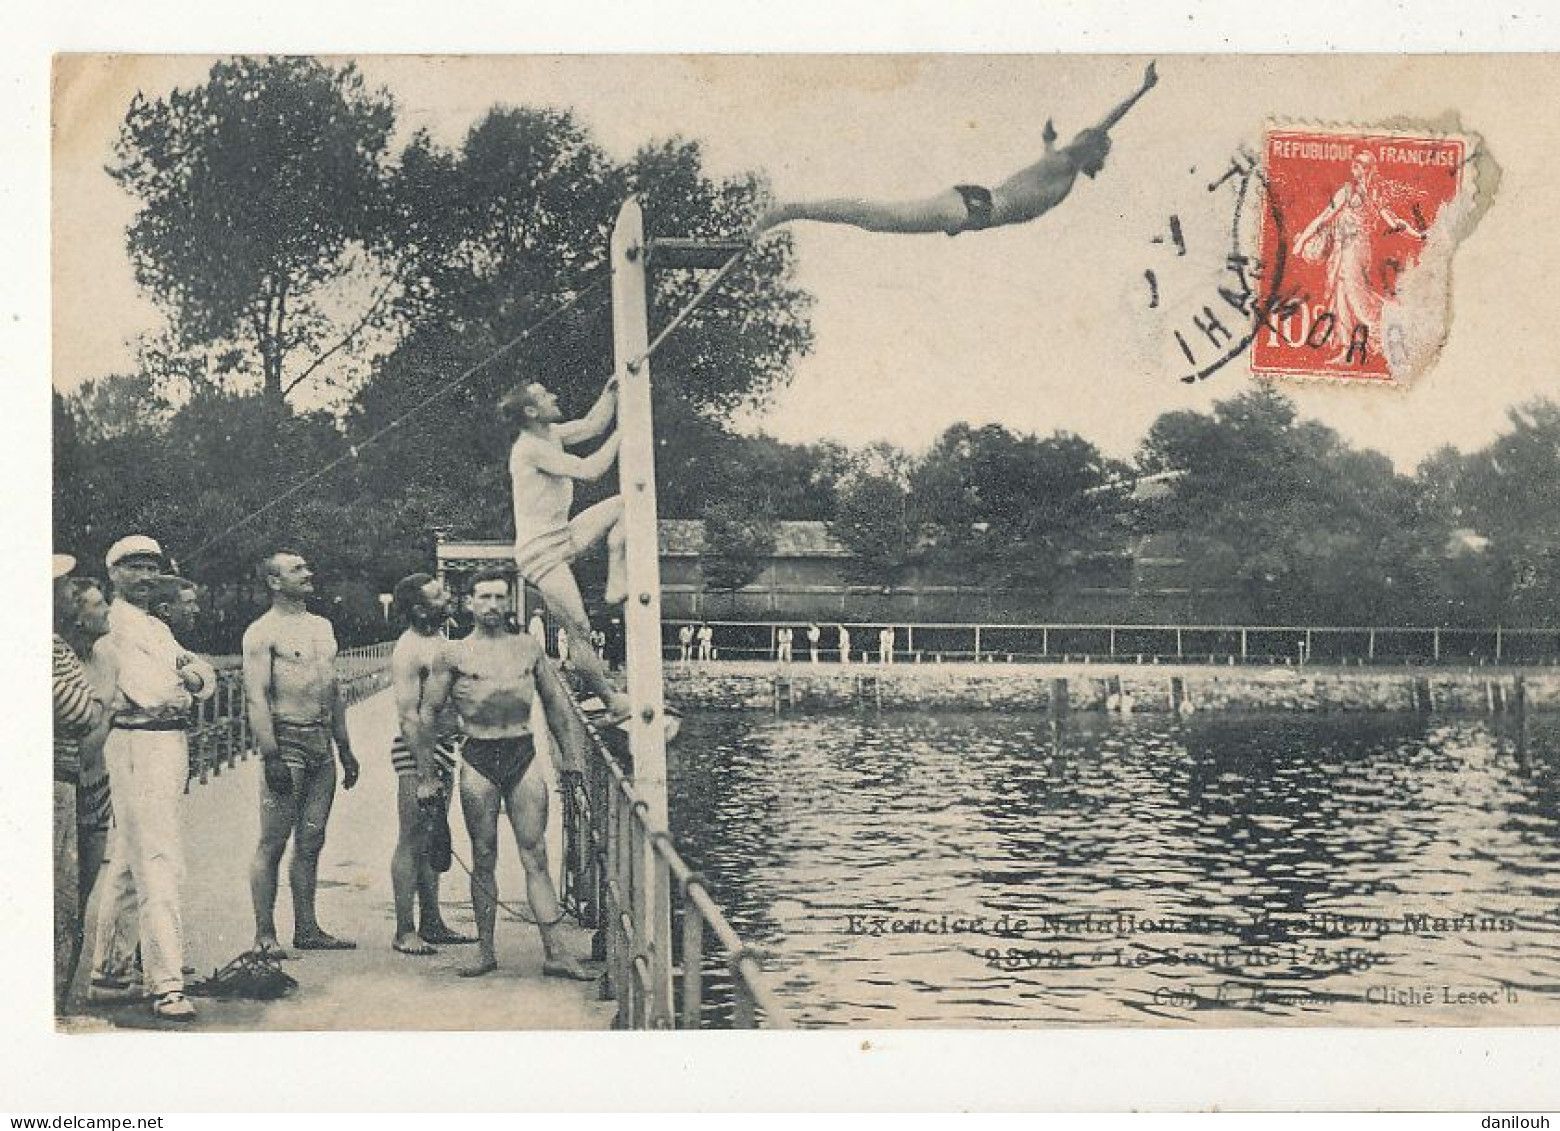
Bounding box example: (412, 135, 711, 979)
(52, 635, 102, 782)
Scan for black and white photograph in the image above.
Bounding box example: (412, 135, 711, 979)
(21, 15, 1560, 1111)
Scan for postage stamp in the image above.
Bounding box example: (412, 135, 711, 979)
(1252, 125, 1480, 384)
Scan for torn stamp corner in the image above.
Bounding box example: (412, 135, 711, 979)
(1251, 119, 1493, 388)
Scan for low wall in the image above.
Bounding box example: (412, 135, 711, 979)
(662, 660, 1560, 714)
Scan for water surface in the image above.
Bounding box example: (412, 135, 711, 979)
(667, 710, 1560, 1027)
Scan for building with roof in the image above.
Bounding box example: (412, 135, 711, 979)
(435, 520, 1229, 625)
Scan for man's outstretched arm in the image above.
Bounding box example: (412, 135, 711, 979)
(555, 378, 618, 447)
(1094, 61, 1158, 134)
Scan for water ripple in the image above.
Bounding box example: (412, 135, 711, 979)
(668, 710, 1560, 1028)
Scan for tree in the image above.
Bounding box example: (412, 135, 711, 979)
(351, 110, 814, 535)
(65, 374, 170, 442)
(913, 424, 1121, 592)
(830, 459, 917, 588)
(111, 56, 397, 405)
(53, 391, 93, 555)
(1136, 387, 1422, 623)
(698, 499, 777, 592)
(1450, 399, 1560, 626)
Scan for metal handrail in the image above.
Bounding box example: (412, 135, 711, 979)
(661, 619, 1560, 666)
(667, 618, 1560, 634)
(182, 638, 789, 1026)
(559, 711, 793, 1030)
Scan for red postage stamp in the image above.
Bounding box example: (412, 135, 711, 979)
(1253, 126, 1476, 384)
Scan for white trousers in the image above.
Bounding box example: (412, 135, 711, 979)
(92, 730, 187, 995)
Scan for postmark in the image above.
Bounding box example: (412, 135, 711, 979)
(1135, 145, 1279, 382)
(1252, 123, 1483, 384)
(1142, 145, 1294, 385)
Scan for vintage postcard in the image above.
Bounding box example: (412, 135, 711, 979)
(39, 44, 1560, 1108)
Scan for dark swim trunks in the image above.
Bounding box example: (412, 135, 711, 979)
(462, 734, 537, 795)
(274, 720, 332, 775)
(950, 184, 995, 236)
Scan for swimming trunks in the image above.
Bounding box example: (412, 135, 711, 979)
(274, 720, 333, 775)
(949, 184, 995, 236)
(390, 732, 461, 778)
(462, 734, 537, 795)
(514, 527, 578, 586)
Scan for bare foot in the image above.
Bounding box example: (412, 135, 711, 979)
(542, 955, 596, 981)
(458, 956, 499, 978)
(420, 924, 476, 946)
(392, 933, 438, 956)
(604, 692, 633, 724)
(293, 929, 357, 951)
(252, 936, 290, 960)
(749, 207, 791, 239)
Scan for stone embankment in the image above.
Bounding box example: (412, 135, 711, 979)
(663, 660, 1560, 714)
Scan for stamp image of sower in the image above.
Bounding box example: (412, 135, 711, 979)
(1252, 123, 1492, 385)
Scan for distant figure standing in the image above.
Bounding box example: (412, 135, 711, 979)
(837, 624, 852, 666)
(606, 616, 626, 672)
(776, 626, 794, 664)
(527, 610, 547, 650)
(879, 627, 896, 665)
(556, 625, 570, 670)
(677, 623, 694, 663)
(696, 623, 714, 663)
(806, 623, 821, 664)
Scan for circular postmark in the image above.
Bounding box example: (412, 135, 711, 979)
(1170, 148, 1292, 385)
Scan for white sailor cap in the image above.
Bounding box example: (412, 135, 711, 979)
(52, 553, 77, 579)
(105, 534, 165, 568)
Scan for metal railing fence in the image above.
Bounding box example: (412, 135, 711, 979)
(558, 719, 792, 1030)
(180, 641, 789, 1028)
(662, 620, 1560, 667)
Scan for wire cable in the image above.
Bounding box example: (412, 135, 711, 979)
(184, 272, 611, 565)
(627, 246, 749, 373)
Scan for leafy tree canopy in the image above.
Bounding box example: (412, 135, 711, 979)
(111, 56, 397, 404)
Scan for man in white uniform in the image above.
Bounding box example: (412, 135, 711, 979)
(90, 537, 215, 1021)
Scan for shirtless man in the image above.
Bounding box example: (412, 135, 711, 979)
(753, 62, 1157, 238)
(420, 567, 593, 980)
(501, 375, 632, 719)
(243, 550, 360, 955)
(386, 572, 475, 956)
